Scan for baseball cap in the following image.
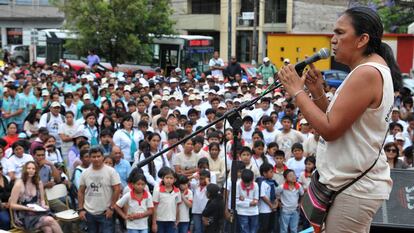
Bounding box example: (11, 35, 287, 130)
(175, 67, 182, 73)
(283, 58, 290, 64)
(41, 90, 50, 96)
(395, 132, 405, 141)
(50, 102, 61, 108)
(83, 94, 91, 100)
(263, 57, 270, 63)
(170, 78, 178, 83)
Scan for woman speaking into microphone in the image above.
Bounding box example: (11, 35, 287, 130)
(278, 6, 402, 233)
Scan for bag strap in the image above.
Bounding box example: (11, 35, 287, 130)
(334, 128, 390, 197)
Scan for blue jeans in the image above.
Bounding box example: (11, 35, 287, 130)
(157, 221, 176, 233)
(192, 214, 204, 233)
(127, 229, 148, 233)
(0, 209, 10, 230)
(280, 209, 299, 233)
(237, 215, 258, 233)
(85, 211, 114, 233)
(177, 222, 189, 233)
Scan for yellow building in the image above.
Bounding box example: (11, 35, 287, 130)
(267, 34, 331, 70)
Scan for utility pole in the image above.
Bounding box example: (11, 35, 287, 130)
(252, 0, 257, 65)
(228, 0, 232, 62)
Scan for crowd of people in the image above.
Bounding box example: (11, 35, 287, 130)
(0, 11, 411, 233)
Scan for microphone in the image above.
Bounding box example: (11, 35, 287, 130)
(294, 48, 330, 76)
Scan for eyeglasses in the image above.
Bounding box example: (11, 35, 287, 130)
(385, 149, 397, 153)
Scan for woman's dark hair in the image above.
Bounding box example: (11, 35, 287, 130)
(65, 111, 75, 118)
(208, 142, 220, 151)
(120, 114, 133, 129)
(127, 167, 144, 183)
(384, 142, 400, 167)
(12, 140, 27, 151)
(206, 183, 222, 199)
(100, 115, 115, 133)
(305, 156, 316, 167)
(24, 109, 41, 124)
(114, 99, 126, 112)
(253, 140, 268, 164)
(78, 140, 90, 149)
(177, 174, 189, 185)
(344, 7, 402, 91)
(252, 130, 264, 140)
(84, 112, 100, 135)
(7, 122, 18, 130)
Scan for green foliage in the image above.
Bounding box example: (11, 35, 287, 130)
(52, 0, 175, 66)
(376, 3, 414, 33)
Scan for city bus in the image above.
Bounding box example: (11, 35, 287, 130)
(38, 29, 215, 75)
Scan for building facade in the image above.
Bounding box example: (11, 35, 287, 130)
(171, 0, 350, 64)
(0, 0, 64, 48)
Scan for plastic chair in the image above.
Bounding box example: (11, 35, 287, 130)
(45, 184, 79, 222)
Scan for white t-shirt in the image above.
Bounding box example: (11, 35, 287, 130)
(58, 123, 78, 157)
(259, 181, 273, 214)
(262, 129, 279, 146)
(153, 185, 181, 221)
(79, 165, 121, 214)
(235, 180, 259, 216)
(116, 191, 154, 230)
(286, 157, 306, 179)
(208, 58, 225, 77)
(275, 130, 304, 159)
(8, 153, 34, 179)
(178, 189, 193, 222)
(39, 113, 65, 148)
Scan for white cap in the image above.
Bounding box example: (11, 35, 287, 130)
(208, 90, 217, 95)
(299, 119, 308, 125)
(395, 132, 405, 141)
(170, 78, 178, 83)
(50, 101, 61, 108)
(87, 76, 94, 82)
(124, 85, 132, 92)
(283, 58, 290, 64)
(218, 103, 226, 108)
(189, 94, 196, 101)
(41, 90, 50, 96)
(224, 83, 232, 88)
(234, 98, 242, 103)
(153, 95, 162, 101)
(263, 57, 270, 63)
(206, 75, 213, 79)
(175, 67, 182, 73)
(83, 94, 91, 100)
(101, 77, 108, 84)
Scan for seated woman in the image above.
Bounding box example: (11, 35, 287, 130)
(0, 161, 13, 230)
(9, 161, 63, 233)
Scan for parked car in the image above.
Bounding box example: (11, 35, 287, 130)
(322, 69, 349, 88)
(4, 45, 29, 65)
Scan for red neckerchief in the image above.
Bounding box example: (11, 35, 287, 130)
(240, 181, 254, 196)
(273, 164, 288, 173)
(159, 184, 180, 193)
(130, 189, 149, 206)
(283, 181, 300, 190)
(304, 171, 312, 178)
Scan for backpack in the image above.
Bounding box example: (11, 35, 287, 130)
(256, 176, 278, 201)
(46, 112, 66, 124)
(68, 167, 82, 209)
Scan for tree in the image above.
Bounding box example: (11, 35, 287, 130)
(348, 0, 414, 33)
(53, 0, 175, 66)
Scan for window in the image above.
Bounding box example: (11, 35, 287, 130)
(265, 0, 287, 23)
(191, 0, 220, 14)
(39, 0, 49, 5)
(15, 0, 33, 5)
(0, 0, 9, 5)
(7, 28, 23, 44)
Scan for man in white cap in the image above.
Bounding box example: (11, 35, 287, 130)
(39, 102, 66, 150)
(209, 51, 225, 78)
(257, 56, 277, 86)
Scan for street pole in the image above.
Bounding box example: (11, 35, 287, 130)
(252, 0, 257, 65)
(228, 0, 232, 62)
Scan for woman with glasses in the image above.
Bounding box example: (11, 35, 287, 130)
(384, 142, 408, 169)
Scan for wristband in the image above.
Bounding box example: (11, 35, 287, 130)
(312, 91, 325, 101)
(293, 89, 305, 99)
(78, 208, 86, 213)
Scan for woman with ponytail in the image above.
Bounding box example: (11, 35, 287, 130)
(278, 6, 398, 232)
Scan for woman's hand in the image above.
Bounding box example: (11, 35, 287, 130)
(304, 63, 325, 93)
(278, 65, 306, 97)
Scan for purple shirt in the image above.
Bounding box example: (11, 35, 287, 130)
(87, 54, 100, 67)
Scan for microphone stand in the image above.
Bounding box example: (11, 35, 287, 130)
(137, 81, 284, 233)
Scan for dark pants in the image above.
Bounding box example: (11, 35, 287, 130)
(258, 213, 271, 233)
(156, 221, 176, 233)
(177, 222, 189, 233)
(0, 209, 10, 230)
(85, 211, 114, 233)
(192, 214, 204, 233)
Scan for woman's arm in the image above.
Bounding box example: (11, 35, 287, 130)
(280, 65, 383, 141)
